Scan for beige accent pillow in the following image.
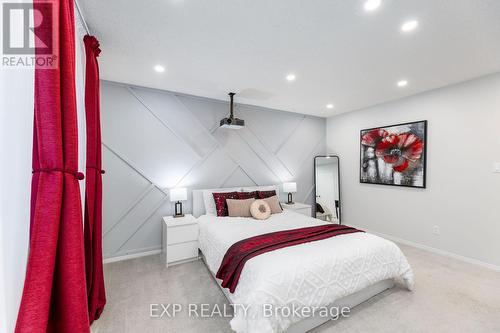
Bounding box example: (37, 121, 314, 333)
(227, 198, 255, 217)
(262, 195, 282, 214)
(250, 200, 271, 220)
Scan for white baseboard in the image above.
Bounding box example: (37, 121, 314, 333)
(103, 249, 162, 264)
(355, 226, 500, 272)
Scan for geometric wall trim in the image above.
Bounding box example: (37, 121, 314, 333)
(101, 81, 326, 259)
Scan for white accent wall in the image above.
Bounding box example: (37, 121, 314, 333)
(100, 81, 326, 260)
(326, 73, 500, 268)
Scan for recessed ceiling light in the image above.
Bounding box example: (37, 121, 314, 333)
(397, 80, 408, 87)
(154, 65, 165, 73)
(286, 73, 296, 81)
(326, 103, 334, 109)
(364, 0, 381, 11)
(401, 20, 419, 32)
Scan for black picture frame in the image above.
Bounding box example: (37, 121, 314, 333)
(359, 120, 427, 189)
(314, 155, 341, 224)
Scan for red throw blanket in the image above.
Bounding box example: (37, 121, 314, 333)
(216, 224, 363, 293)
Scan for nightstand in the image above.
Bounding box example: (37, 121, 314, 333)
(281, 202, 312, 217)
(162, 214, 199, 267)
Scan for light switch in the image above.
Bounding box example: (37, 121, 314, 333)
(494, 163, 500, 173)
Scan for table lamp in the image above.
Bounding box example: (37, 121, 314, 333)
(170, 188, 187, 218)
(283, 182, 297, 204)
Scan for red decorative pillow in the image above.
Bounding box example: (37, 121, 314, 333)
(237, 191, 258, 199)
(257, 190, 276, 199)
(213, 192, 238, 217)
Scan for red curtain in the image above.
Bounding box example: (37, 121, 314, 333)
(15, 1, 90, 332)
(83, 34, 106, 323)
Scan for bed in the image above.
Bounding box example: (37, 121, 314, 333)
(193, 187, 414, 333)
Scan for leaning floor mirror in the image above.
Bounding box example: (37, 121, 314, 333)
(314, 156, 341, 224)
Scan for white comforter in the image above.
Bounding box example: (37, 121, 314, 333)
(198, 210, 414, 333)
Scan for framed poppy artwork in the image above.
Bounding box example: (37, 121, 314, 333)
(360, 120, 427, 188)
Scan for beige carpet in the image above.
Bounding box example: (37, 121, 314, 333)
(92, 244, 500, 333)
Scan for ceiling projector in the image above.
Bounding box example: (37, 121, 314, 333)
(220, 92, 245, 129)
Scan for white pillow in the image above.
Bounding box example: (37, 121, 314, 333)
(202, 187, 241, 216)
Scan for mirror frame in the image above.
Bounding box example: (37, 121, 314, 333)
(314, 155, 341, 224)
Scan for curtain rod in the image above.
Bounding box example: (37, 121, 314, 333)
(74, 0, 91, 35)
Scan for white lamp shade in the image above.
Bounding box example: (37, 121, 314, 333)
(283, 182, 297, 193)
(169, 188, 187, 202)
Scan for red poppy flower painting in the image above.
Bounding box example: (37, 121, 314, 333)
(360, 121, 427, 188)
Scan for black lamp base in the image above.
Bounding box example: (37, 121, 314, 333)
(287, 193, 295, 205)
(173, 201, 184, 218)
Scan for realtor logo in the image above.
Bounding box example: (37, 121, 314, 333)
(1, 0, 57, 68)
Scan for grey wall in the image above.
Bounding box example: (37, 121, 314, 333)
(101, 81, 326, 259)
(326, 73, 500, 268)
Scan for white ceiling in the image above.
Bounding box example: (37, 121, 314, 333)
(79, 0, 500, 117)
